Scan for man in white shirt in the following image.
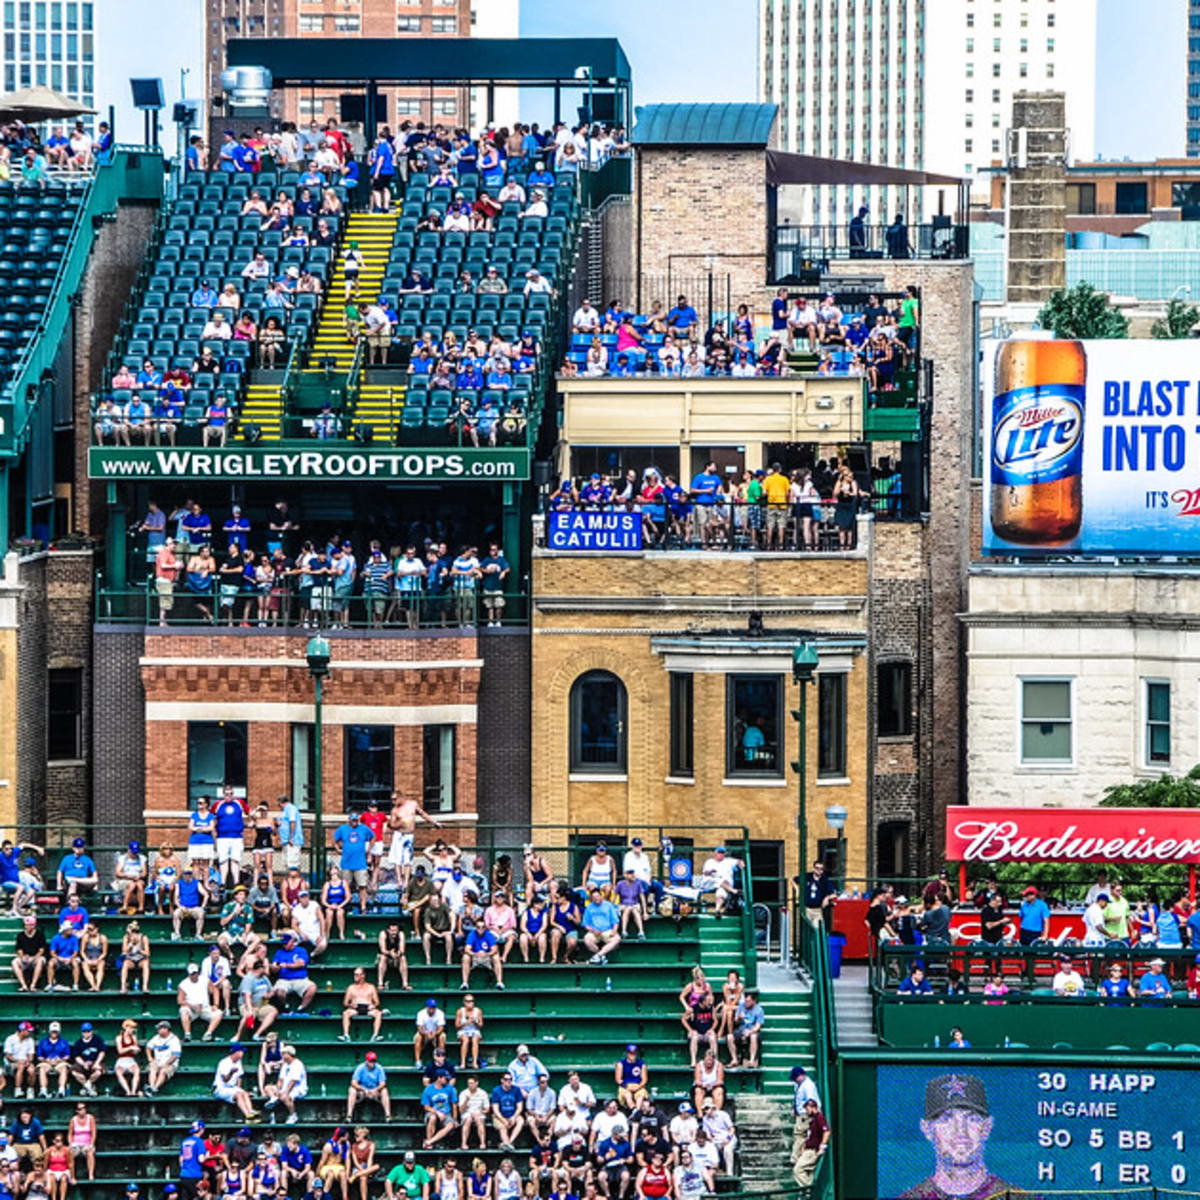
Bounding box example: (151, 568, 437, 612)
(520, 190, 548, 220)
(498, 178, 526, 206)
(3, 1022, 35, 1098)
(290, 892, 328, 957)
(1083, 894, 1110, 946)
(264, 1043, 308, 1125)
(701, 1101, 737, 1174)
(572, 299, 601, 334)
(145, 1020, 182, 1095)
(698, 845, 742, 915)
(525, 1074, 558, 1148)
(558, 1070, 595, 1120)
(589, 1098, 629, 1152)
(178, 962, 223, 1041)
(203, 944, 233, 1015)
(1052, 958, 1087, 998)
(507, 1044, 548, 1093)
(788, 298, 818, 351)
(202, 313, 232, 341)
(553, 1103, 588, 1150)
(213, 1044, 258, 1120)
(413, 999, 446, 1067)
(523, 270, 553, 297)
(668, 1102, 699, 1152)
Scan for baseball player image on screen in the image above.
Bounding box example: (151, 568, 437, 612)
(899, 1074, 1012, 1200)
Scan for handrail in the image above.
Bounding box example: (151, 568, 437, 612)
(1, 149, 166, 455)
(345, 336, 365, 415)
(797, 905, 838, 1200)
(740, 828, 758, 989)
(280, 337, 302, 403)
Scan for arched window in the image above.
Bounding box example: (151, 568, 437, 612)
(569, 670, 627, 773)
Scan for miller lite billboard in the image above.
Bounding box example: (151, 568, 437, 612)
(983, 339, 1200, 556)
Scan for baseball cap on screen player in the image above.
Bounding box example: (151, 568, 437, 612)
(924, 1074, 989, 1120)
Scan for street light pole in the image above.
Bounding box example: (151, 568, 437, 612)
(825, 803, 848, 894)
(791, 641, 819, 893)
(306, 635, 331, 885)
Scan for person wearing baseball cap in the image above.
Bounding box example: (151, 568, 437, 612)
(348, 1050, 391, 1121)
(1018, 884, 1050, 946)
(114, 839, 148, 913)
(897, 1074, 1009, 1200)
(55, 838, 98, 895)
(788, 1065, 822, 1162)
(385, 1150, 430, 1197)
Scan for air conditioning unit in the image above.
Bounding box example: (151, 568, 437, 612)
(220, 66, 273, 109)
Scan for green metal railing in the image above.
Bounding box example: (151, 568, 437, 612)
(1, 145, 167, 455)
(797, 896, 838, 1200)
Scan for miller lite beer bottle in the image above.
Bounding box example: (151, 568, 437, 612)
(990, 339, 1086, 544)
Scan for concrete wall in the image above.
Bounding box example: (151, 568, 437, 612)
(965, 568, 1200, 807)
(1006, 91, 1067, 305)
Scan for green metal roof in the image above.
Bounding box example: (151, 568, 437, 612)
(632, 103, 777, 148)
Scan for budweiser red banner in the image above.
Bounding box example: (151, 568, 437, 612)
(945, 807, 1200, 864)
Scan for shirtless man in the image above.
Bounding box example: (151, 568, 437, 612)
(340, 966, 384, 1042)
(386, 792, 444, 888)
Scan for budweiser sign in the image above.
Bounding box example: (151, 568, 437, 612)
(945, 806, 1200, 864)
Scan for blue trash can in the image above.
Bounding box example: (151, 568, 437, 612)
(828, 932, 847, 978)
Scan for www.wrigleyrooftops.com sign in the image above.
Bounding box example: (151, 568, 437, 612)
(88, 446, 529, 482)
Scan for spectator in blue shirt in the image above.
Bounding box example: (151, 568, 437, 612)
(420, 1070, 459, 1148)
(728, 990, 765, 1068)
(1099, 962, 1133, 1005)
(56, 839, 98, 895)
(191, 281, 218, 309)
(456, 359, 485, 390)
(217, 131, 238, 173)
(333, 812, 372, 914)
(9, 1108, 45, 1153)
(666, 295, 699, 338)
(1139, 959, 1174, 1006)
(280, 1132, 314, 1192)
(611, 354, 635, 379)
(689, 460, 723, 548)
(399, 269, 432, 295)
(461, 920, 504, 991)
(47, 921, 81, 989)
(272, 932, 317, 1010)
(1018, 885, 1051, 946)
(214, 788, 247, 888)
(897, 965, 932, 996)
(179, 1119, 206, 1182)
(527, 160, 556, 190)
(36, 1024, 70, 1095)
(581, 889, 621, 965)
(490, 1072, 525, 1148)
(347, 1051, 391, 1121)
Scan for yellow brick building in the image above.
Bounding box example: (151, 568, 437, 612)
(531, 522, 874, 893)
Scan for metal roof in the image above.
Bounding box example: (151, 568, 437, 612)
(226, 38, 632, 87)
(766, 150, 964, 188)
(632, 103, 778, 148)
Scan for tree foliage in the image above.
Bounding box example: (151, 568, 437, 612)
(1036, 282, 1129, 340)
(1100, 763, 1200, 808)
(1150, 296, 1200, 340)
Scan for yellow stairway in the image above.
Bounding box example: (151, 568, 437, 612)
(307, 211, 398, 371)
(351, 379, 406, 439)
(239, 377, 285, 442)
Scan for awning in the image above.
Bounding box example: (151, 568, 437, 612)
(767, 149, 963, 188)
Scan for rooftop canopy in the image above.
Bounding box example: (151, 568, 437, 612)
(633, 102, 778, 148)
(766, 149, 963, 188)
(225, 37, 632, 88)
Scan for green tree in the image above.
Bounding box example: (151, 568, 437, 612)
(1036, 282, 1129, 340)
(1100, 763, 1200, 808)
(1150, 296, 1200, 340)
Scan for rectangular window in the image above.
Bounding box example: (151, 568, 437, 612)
(395, 98, 421, 115)
(966, 11, 974, 25)
(726, 674, 783, 778)
(669, 672, 694, 778)
(993, 62, 1002, 77)
(877, 662, 912, 738)
(965, 88, 974, 103)
(1046, 37, 1055, 52)
(186, 721, 248, 806)
(992, 88, 1001, 102)
(965, 37, 973, 51)
(396, 15, 420, 31)
(964, 138, 973, 153)
(1047, 11, 1055, 25)
(47, 668, 83, 760)
(965, 62, 973, 77)
(432, 98, 456, 115)
(291, 723, 314, 809)
(1019, 37, 1028, 52)
(818, 673, 848, 777)
(1046, 62, 1055, 78)
(1066, 182, 1096, 214)
(333, 14, 359, 31)
(1145, 681, 1171, 766)
(298, 14, 321, 31)
(344, 725, 394, 809)
(1018, 62, 1027, 77)
(992, 36, 1000, 51)
(430, 15, 456, 32)
(1020, 679, 1072, 763)
(1115, 181, 1148, 214)
(423, 725, 455, 812)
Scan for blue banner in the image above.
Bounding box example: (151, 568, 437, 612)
(547, 510, 644, 551)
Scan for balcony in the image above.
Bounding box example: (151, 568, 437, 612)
(772, 220, 969, 275)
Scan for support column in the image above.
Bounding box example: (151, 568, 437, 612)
(364, 81, 378, 144)
(106, 481, 126, 590)
(501, 482, 519, 578)
(0, 465, 9, 557)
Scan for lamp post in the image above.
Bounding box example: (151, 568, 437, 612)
(790, 641, 819, 887)
(574, 65, 593, 171)
(305, 635, 331, 884)
(825, 803, 848, 895)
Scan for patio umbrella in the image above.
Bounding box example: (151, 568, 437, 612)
(0, 85, 95, 122)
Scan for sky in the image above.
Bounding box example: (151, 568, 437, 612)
(521, 0, 1183, 161)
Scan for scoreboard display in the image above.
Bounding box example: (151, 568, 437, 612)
(876, 1064, 1199, 1197)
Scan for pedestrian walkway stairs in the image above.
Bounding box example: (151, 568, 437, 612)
(833, 963, 878, 1046)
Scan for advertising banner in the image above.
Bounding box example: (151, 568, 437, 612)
(876, 1064, 1198, 1197)
(944, 805, 1200, 864)
(88, 446, 529, 482)
(984, 339, 1200, 555)
(546, 510, 644, 550)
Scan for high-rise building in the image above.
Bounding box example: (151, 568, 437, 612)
(204, 0, 520, 132)
(1, 1, 96, 116)
(759, 0, 1096, 218)
(1190, 0, 1200, 156)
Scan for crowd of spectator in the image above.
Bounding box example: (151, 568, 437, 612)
(0, 119, 112, 186)
(0, 812, 768, 1198)
(547, 454, 906, 551)
(561, 287, 920, 386)
(136, 498, 513, 628)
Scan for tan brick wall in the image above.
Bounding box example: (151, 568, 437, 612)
(531, 553, 870, 882)
(633, 147, 768, 306)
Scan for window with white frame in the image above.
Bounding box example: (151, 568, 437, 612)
(1145, 680, 1171, 766)
(1020, 679, 1072, 763)
(430, 15, 456, 31)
